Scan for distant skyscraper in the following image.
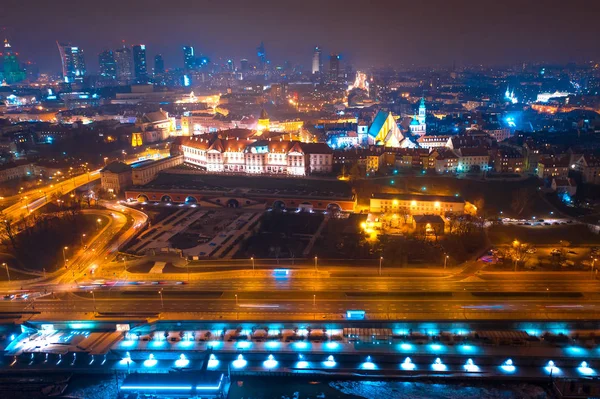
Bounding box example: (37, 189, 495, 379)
(154, 54, 165, 75)
(114, 47, 133, 83)
(2, 39, 26, 84)
(312, 46, 322, 75)
(227, 59, 234, 72)
(183, 46, 195, 70)
(240, 59, 249, 72)
(257, 41, 266, 69)
(98, 50, 117, 81)
(329, 53, 340, 81)
(57, 41, 86, 83)
(132, 44, 147, 81)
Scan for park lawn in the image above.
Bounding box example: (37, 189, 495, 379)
(488, 224, 600, 246)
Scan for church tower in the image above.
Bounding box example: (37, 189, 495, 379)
(418, 97, 426, 125)
(257, 108, 270, 133)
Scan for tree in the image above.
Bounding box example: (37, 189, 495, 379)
(510, 188, 533, 216)
(349, 162, 362, 181)
(0, 218, 18, 251)
(473, 197, 485, 216)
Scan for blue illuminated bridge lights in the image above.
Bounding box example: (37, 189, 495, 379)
(399, 343, 413, 351)
(464, 358, 480, 373)
(544, 360, 560, 375)
(143, 354, 157, 368)
(119, 352, 132, 366)
(207, 354, 219, 369)
(232, 354, 247, 369)
(323, 355, 336, 368)
(401, 357, 415, 371)
(263, 354, 278, 369)
(360, 355, 376, 370)
(296, 354, 309, 369)
(500, 359, 516, 373)
(175, 354, 189, 368)
(578, 361, 595, 376)
(431, 357, 447, 372)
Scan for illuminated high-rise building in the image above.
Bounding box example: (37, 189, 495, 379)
(114, 46, 133, 83)
(154, 54, 165, 75)
(329, 53, 340, 81)
(132, 44, 148, 81)
(183, 46, 195, 70)
(227, 59, 234, 72)
(240, 59, 249, 72)
(2, 39, 26, 84)
(311, 46, 322, 74)
(98, 50, 117, 81)
(57, 41, 86, 83)
(257, 41, 266, 69)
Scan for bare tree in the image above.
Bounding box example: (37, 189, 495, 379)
(510, 188, 533, 216)
(0, 218, 18, 251)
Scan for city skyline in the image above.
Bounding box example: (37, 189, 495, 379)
(2, 0, 600, 74)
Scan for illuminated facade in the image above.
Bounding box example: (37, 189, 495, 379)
(536, 91, 571, 103)
(2, 39, 26, 84)
(132, 44, 148, 81)
(114, 47, 133, 83)
(98, 50, 117, 81)
(504, 86, 518, 104)
(409, 98, 427, 136)
(181, 137, 332, 176)
(367, 110, 413, 148)
(257, 109, 270, 132)
(312, 46, 322, 74)
(369, 193, 465, 215)
(537, 156, 570, 179)
(57, 42, 86, 83)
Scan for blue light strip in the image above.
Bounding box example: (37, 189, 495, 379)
(121, 386, 192, 390)
(196, 374, 223, 390)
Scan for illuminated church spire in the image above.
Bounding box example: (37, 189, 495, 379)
(418, 97, 426, 125)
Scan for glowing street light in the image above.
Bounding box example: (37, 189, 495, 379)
(444, 254, 449, 269)
(80, 233, 86, 247)
(251, 257, 255, 271)
(158, 290, 164, 309)
(379, 256, 383, 276)
(62, 246, 69, 268)
(314, 256, 318, 271)
(90, 290, 96, 311)
(2, 262, 9, 282)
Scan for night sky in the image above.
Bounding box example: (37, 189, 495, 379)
(2, 0, 600, 73)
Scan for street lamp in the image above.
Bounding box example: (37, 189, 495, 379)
(158, 290, 164, 309)
(592, 258, 598, 279)
(2, 263, 9, 282)
(90, 290, 96, 311)
(251, 257, 255, 271)
(314, 256, 318, 271)
(379, 257, 383, 276)
(81, 234, 86, 247)
(444, 255, 449, 269)
(62, 247, 69, 268)
(313, 294, 316, 306)
(235, 294, 238, 306)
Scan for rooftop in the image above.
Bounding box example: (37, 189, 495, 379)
(101, 161, 132, 174)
